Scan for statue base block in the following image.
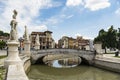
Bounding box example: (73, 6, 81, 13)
(4, 41, 22, 68)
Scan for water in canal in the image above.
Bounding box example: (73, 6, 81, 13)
(28, 59, 120, 80)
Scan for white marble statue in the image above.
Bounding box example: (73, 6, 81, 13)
(10, 10, 18, 41)
(24, 26, 29, 41)
(35, 34, 40, 45)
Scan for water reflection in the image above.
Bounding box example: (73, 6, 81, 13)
(28, 65, 120, 80)
(52, 60, 77, 68)
(45, 57, 81, 68)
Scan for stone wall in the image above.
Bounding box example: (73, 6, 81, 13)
(94, 58, 120, 73)
(22, 57, 31, 73)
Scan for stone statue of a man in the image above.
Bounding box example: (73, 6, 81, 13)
(10, 10, 18, 41)
(35, 34, 40, 45)
(24, 26, 29, 41)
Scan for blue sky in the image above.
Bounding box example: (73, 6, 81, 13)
(0, 0, 120, 42)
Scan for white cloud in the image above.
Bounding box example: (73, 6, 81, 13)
(43, 14, 74, 26)
(66, 0, 111, 11)
(75, 33, 82, 37)
(84, 0, 111, 11)
(29, 25, 47, 32)
(0, 0, 57, 37)
(66, 15, 74, 19)
(115, 8, 120, 15)
(66, 0, 83, 7)
(75, 33, 93, 39)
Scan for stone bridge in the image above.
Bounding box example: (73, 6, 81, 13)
(31, 49, 95, 65)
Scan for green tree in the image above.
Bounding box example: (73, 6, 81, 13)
(107, 26, 117, 49)
(0, 30, 4, 36)
(94, 29, 107, 53)
(3, 33, 10, 37)
(0, 30, 10, 37)
(117, 28, 120, 50)
(94, 25, 118, 53)
(0, 41, 6, 49)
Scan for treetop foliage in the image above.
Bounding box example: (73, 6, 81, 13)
(94, 25, 120, 50)
(0, 30, 9, 37)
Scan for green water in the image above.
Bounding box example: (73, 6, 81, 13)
(28, 65, 120, 80)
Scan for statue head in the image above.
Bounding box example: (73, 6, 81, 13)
(25, 25, 27, 29)
(13, 10, 17, 19)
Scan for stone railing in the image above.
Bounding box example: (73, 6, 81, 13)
(6, 65, 29, 80)
(6, 55, 31, 80)
(20, 55, 31, 73)
(94, 57, 120, 73)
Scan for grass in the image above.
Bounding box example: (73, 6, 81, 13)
(114, 56, 120, 58)
(0, 55, 7, 59)
(104, 53, 115, 54)
(0, 67, 5, 80)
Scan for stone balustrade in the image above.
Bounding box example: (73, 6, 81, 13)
(94, 57, 120, 73)
(6, 55, 31, 80)
(6, 65, 29, 80)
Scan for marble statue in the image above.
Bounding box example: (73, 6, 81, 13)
(24, 26, 29, 41)
(10, 10, 18, 41)
(35, 34, 40, 45)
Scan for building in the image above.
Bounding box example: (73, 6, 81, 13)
(58, 36, 91, 50)
(30, 30, 55, 49)
(76, 36, 90, 50)
(58, 36, 76, 49)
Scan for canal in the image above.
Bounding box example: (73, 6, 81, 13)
(28, 59, 120, 80)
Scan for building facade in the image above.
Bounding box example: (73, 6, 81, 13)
(58, 36, 76, 49)
(58, 36, 91, 50)
(76, 36, 90, 50)
(30, 30, 55, 49)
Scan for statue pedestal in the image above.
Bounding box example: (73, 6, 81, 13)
(4, 41, 22, 68)
(23, 40, 31, 56)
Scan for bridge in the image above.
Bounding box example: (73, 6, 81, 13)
(31, 49, 95, 65)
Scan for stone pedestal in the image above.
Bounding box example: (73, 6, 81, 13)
(94, 42, 103, 58)
(4, 41, 22, 68)
(24, 40, 31, 56)
(94, 43, 102, 53)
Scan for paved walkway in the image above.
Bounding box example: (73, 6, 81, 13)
(96, 54, 120, 63)
(103, 54, 120, 59)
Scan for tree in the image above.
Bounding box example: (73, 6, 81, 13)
(0, 41, 6, 49)
(0, 30, 10, 37)
(3, 33, 10, 37)
(117, 28, 120, 50)
(94, 25, 117, 53)
(107, 26, 117, 49)
(0, 30, 4, 36)
(94, 29, 107, 53)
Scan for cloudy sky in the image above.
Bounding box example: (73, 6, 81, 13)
(0, 0, 120, 42)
